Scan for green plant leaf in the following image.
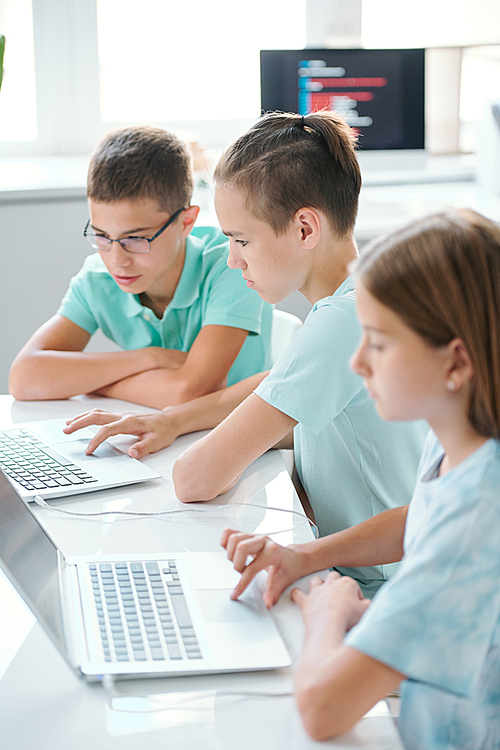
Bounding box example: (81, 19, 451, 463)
(0, 36, 5, 92)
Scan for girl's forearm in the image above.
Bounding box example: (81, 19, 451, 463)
(295, 602, 403, 741)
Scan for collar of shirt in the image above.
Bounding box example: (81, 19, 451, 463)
(123, 233, 203, 321)
(310, 274, 356, 315)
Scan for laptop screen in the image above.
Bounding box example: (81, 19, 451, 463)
(0, 471, 66, 653)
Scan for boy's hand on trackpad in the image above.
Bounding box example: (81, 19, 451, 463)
(220, 528, 307, 610)
(63, 410, 178, 458)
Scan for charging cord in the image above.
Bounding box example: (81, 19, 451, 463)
(32, 495, 319, 539)
(101, 676, 392, 719)
(101, 674, 293, 714)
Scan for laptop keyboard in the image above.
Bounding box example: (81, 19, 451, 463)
(0, 428, 98, 492)
(89, 561, 202, 663)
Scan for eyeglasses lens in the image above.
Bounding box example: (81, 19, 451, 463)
(119, 238, 150, 254)
(84, 234, 150, 254)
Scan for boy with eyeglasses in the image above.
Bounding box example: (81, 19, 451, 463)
(9, 126, 272, 409)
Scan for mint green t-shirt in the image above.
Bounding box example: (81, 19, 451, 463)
(255, 276, 428, 597)
(58, 226, 272, 385)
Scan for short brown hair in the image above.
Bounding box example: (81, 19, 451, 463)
(357, 209, 500, 439)
(214, 111, 361, 237)
(87, 125, 194, 213)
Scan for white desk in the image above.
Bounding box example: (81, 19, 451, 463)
(0, 394, 403, 750)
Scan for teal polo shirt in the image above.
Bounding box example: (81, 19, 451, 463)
(58, 226, 272, 385)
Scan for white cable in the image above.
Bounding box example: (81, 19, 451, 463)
(32, 495, 319, 538)
(102, 674, 293, 714)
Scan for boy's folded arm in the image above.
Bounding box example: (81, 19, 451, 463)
(8, 315, 162, 401)
(94, 324, 250, 409)
(172, 393, 298, 503)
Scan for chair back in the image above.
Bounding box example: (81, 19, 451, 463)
(271, 309, 302, 365)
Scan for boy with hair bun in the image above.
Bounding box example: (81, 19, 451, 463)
(9, 125, 272, 409)
(172, 111, 427, 596)
(67, 111, 427, 597)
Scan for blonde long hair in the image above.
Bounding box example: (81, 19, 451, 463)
(357, 209, 500, 439)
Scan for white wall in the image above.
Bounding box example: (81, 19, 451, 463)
(1, 195, 86, 392)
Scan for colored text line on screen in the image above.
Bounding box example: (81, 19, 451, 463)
(298, 59, 389, 129)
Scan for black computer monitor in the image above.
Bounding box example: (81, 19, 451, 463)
(260, 48, 425, 152)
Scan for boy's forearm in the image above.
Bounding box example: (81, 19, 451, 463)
(163, 371, 270, 431)
(94, 368, 219, 408)
(96, 369, 269, 412)
(272, 430, 294, 450)
(295, 505, 408, 575)
(173, 393, 297, 503)
(9, 348, 160, 401)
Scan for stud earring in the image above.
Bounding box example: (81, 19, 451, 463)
(446, 380, 456, 391)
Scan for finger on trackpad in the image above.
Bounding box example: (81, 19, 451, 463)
(196, 589, 262, 623)
(56, 439, 122, 460)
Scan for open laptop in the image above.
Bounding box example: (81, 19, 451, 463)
(0, 469, 291, 681)
(0, 418, 160, 500)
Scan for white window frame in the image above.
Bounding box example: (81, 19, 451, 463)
(0, 0, 99, 157)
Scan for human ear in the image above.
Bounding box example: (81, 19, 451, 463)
(294, 207, 321, 248)
(446, 338, 474, 392)
(180, 205, 200, 236)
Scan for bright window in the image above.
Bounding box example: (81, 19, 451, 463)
(460, 45, 500, 152)
(0, 0, 497, 157)
(0, 0, 37, 142)
(361, 0, 500, 48)
(96, 0, 306, 123)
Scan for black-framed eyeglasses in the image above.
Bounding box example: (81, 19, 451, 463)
(83, 206, 188, 254)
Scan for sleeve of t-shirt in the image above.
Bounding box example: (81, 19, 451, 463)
(56, 257, 100, 335)
(255, 298, 364, 433)
(345, 462, 500, 697)
(201, 259, 268, 336)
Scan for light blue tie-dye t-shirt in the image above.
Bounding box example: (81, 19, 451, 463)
(346, 431, 500, 750)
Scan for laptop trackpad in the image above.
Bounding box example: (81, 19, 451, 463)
(55, 439, 123, 461)
(196, 589, 262, 623)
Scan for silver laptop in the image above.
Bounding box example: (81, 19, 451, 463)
(0, 470, 291, 680)
(0, 418, 160, 500)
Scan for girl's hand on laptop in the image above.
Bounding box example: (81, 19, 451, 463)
(221, 529, 307, 609)
(63, 410, 180, 458)
(292, 572, 371, 634)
